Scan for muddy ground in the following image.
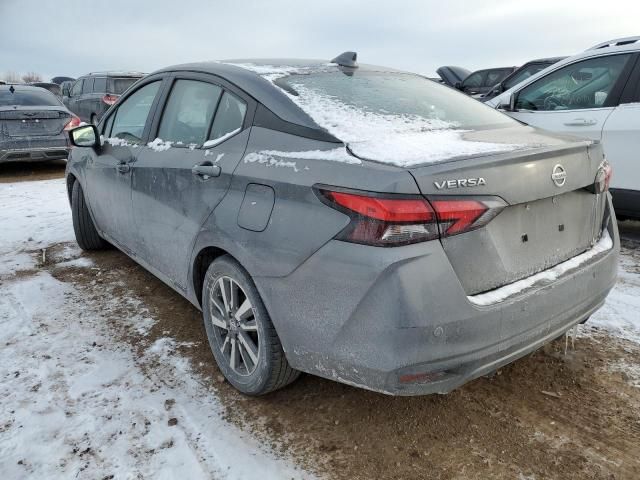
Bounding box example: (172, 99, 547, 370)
(5, 161, 640, 479)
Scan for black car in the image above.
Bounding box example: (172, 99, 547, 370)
(0, 85, 79, 163)
(481, 57, 567, 101)
(435, 66, 471, 88)
(455, 66, 517, 97)
(63, 72, 144, 124)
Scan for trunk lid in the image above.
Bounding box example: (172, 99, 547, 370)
(0, 107, 71, 137)
(409, 127, 607, 295)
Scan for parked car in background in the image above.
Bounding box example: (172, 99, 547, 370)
(51, 76, 75, 85)
(1, 84, 79, 163)
(486, 36, 640, 219)
(435, 66, 471, 87)
(30, 82, 62, 97)
(481, 57, 567, 101)
(63, 71, 144, 124)
(66, 53, 618, 397)
(456, 66, 517, 97)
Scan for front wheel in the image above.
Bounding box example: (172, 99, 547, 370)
(202, 256, 300, 395)
(71, 181, 109, 251)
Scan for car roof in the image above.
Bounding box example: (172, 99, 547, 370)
(522, 56, 567, 64)
(0, 84, 53, 92)
(83, 71, 145, 77)
(152, 58, 403, 130)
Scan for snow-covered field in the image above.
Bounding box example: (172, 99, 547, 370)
(1, 178, 639, 479)
(0, 179, 312, 479)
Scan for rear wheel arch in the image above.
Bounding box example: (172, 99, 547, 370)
(193, 246, 243, 308)
(66, 173, 78, 204)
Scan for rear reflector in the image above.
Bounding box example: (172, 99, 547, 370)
(317, 187, 506, 246)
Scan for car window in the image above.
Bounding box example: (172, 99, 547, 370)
(71, 79, 83, 96)
(516, 54, 632, 111)
(463, 71, 484, 89)
(82, 78, 94, 94)
(108, 77, 140, 95)
(93, 77, 107, 93)
(110, 81, 161, 143)
(208, 91, 247, 143)
(503, 64, 549, 90)
(157, 80, 222, 145)
(485, 69, 511, 87)
(103, 111, 115, 137)
(0, 88, 62, 107)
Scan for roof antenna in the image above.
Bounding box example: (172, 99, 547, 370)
(9, 85, 15, 93)
(331, 51, 358, 68)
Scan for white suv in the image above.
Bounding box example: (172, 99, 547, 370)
(486, 37, 640, 219)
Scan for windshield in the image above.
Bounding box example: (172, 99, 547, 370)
(277, 71, 520, 166)
(0, 89, 62, 107)
(503, 64, 551, 90)
(108, 77, 140, 95)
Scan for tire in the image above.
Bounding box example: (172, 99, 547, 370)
(71, 181, 108, 251)
(202, 255, 300, 395)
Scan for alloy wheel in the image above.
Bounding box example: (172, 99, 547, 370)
(208, 276, 260, 376)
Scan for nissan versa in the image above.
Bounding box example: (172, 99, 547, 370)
(65, 52, 619, 396)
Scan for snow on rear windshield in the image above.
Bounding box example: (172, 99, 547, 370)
(0, 89, 61, 107)
(278, 71, 522, 166)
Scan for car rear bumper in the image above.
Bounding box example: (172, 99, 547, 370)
(0, 137, 70, 163)
(256, 196, 619, 396)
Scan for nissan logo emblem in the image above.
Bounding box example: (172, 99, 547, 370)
(551, 164, 567, 187)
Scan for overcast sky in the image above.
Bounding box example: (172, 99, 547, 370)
(1, 0, 639, 81)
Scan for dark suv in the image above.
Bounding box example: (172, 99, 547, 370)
(63, 72, 144, 124)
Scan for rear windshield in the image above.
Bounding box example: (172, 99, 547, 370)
(279, 71, 516, 131)
(0, 89, 62, 107)
(108, 77, 140, 94)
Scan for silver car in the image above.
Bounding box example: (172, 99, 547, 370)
(65, 52, 619, 396)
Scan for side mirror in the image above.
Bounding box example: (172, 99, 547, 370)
(498, 93, 517, 112)
(70, 124, 100, 149)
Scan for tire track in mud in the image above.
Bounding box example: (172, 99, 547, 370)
(40, 241, 640, 480)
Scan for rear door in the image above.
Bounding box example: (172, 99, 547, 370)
(77, 77, 94, 122)
(601, 58, 640, 193)
(509, 53, 637, 141)
(65, 79, 83, 116)
(83, 79, 165, 252)
(130, 73, 253, 289)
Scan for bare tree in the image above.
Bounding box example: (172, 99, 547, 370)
(21, 72, 43, 83)
(2, 71, 21, 83)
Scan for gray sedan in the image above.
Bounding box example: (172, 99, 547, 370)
(1, 85, 79, 163)
(65, 53, 618, 396)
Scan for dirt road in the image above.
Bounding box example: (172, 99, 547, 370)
(3, 162, 640, 479)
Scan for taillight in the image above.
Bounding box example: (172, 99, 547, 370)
(317, 189, 439, 246)
(317, 188, 506, 246)
(64, 116, 81, 131)
(102, 94, 119, 105)
(593, 159, 612, 194)
(429, 197, 506, 237)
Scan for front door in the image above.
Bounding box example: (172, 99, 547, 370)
(509, 53, 637, 142)
(131, 76, 251, 289)
(84, 80, 163, 252)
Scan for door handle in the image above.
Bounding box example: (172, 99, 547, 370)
(563, 118, 597, 127)
(116, 161, 130, 173)
(192, 163, 221, 179)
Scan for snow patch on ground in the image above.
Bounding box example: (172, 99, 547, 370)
(0, 179, 74, 257)
(0, 251, 36, 275)
(0, 178, 313, 480)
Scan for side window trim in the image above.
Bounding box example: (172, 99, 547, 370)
(618, 54, 640, 104)
(147, 71, 256, 149)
